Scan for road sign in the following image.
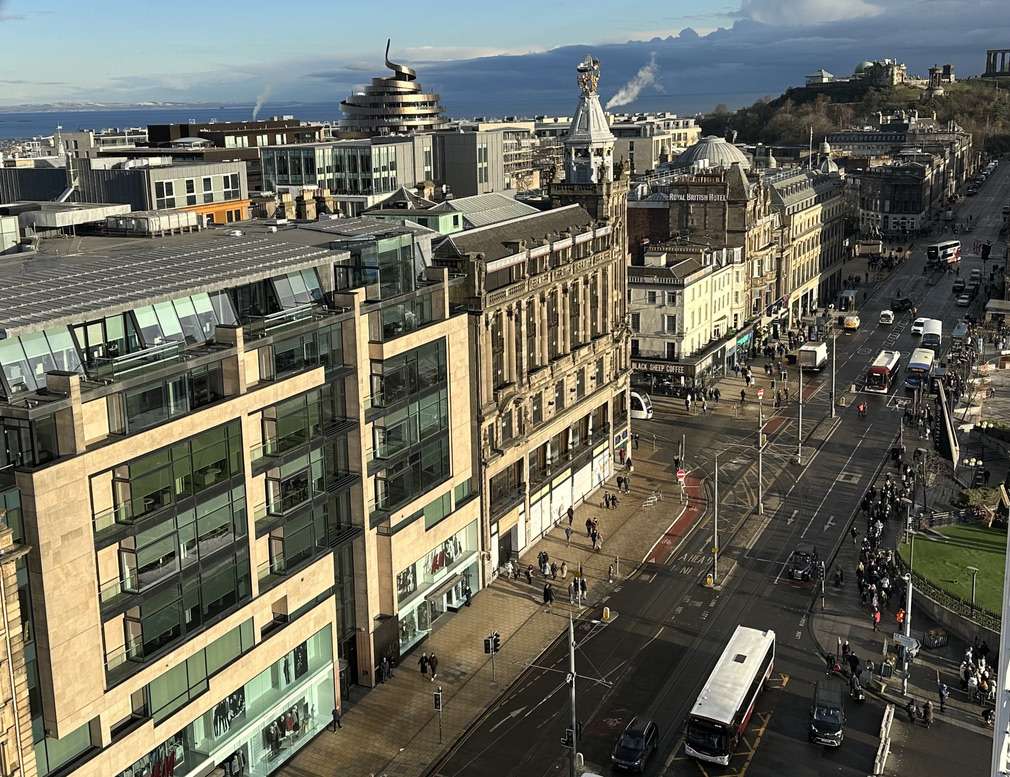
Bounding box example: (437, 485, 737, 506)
(757, 388, 765, 399)
(676, 468, 686, 483)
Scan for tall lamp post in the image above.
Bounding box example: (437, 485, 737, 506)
(797, 362, 804, 464)
(967, 566, 980, 615)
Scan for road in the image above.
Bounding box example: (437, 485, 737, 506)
(428, 163, 1010, 777)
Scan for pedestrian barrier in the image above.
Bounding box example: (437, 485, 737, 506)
(873, 703, 894, 776)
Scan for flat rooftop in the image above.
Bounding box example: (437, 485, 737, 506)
(299, 216, 435, 241)
(0, 230, 334, 335)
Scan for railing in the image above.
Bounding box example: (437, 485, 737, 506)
(89, 341, 184, 382)
(489, 485, 525, 519)
(895, 554, 1000, 632)
(92, 495, 171, 536)
(244, 303, 334, 340)
(250, 416, 357, 467)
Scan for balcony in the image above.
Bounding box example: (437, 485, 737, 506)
(92, 492, 173, 539)
(366, 288, 446, 343)
(243, 303, 343, 341)
(249, 416, 357, 473)
(489, 485, 525, 520)
(88, 341, 184, 382)
(253, 472, 361, 536)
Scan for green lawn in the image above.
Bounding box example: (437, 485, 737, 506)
(898, 524, 1007, 614)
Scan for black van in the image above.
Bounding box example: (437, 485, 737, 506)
(809, 681, 845, 746)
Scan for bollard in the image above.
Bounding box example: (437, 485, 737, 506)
(705, 573, 714, 587)
(602, 606, 611, 621)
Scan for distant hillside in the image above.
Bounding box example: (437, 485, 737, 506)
(698, 80, 1010, 154)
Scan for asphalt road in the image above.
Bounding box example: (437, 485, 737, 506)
(428, 163, 1010, 777)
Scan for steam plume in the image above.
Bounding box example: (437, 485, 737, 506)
(252, 84, 273, 121)
(605, 54, 659, 110)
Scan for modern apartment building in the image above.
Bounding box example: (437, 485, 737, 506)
(260, 136, 435, 216)
(610, 113, 701, 175)
(0, 213, 475, 776)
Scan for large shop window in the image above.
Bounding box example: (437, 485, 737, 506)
(116, 626, 334, 777)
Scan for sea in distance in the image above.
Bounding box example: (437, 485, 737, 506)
(0, 102, 342, 140)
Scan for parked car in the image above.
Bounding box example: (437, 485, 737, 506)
(788, 544, 820, 582)
(611, 717, 658, 772)
(878, 310, 894, 325)
(957, 294, 971, 307)
(952, 279, 966, 294)
(911, 317, 926, 336)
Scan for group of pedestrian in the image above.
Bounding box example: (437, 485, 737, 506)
(585, 515, 604, 551)
(905, 697, 935, 728)
(961, 641, 996, 705)
(602, 490, 620, 510)
(418, 651, 439, 681)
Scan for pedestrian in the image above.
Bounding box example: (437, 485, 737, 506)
(464, 583, 472, 607)
(633, 432, 640, 449)
(330, 706, 343, 731)
(872, 609, 881, 632)
(906, 699, 917, 725)
(382, 654, 392, 681)
(526, 564, 534, 585)
(850, 525, 858, 545)
(428, 653, 438, 681)
(740, 388, 746, 404)
(561, 560, 568, 579)
(567, 506, 574, 526)
(585, 517, 593, 538)
(565, 526, 572, 546)
(543, 582, 554, 612)
(825, 652, 835, 676)
(419, 652, 429, 679)
(923, 700, 934, 728)
(939, 682, 949, 713)
(580, 576, 588, 599)
(568, 580, 575, 605)
(550, 561, 558, 580)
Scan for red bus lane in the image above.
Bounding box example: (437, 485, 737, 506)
(643, 473, 706, 565)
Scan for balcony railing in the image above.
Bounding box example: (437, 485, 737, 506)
(243, 303, 340, 340)
(249, 416, 357, 469)
(88, 341, 184, 382)
(489, 485, 525, 520)
(92, 493, 172, 537)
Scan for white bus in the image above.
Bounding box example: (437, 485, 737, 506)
(865, 350, 902, 393)
(926, 240, 961, 267)
(920, 319, 942, 353)
(685, 626, 775, 766)
(904, 347, 936, 390)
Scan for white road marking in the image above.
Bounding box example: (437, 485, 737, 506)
(823, 515, 836, 532)
(799, 430, 870, 540)
(489, 705, 528, 733)
(786, 509, 797, 526)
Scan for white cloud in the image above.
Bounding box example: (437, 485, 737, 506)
(738, 0, 882, 25)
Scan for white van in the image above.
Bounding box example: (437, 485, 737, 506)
(630, 391, 653, 420)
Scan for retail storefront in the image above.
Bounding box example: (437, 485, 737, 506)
(395, 520, 480, 655)
(527, 439, 611, 548)
(116, 627, 335, 777)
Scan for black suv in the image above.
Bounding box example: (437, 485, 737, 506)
(611, 717, 658, 772)
(788, 544, 820, 582)
(891, 297, 914, 313)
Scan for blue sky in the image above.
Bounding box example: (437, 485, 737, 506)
(1, 0, 1008, 114)
(0, 0, 734, 104)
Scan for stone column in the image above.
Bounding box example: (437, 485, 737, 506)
(0, 528, 33, 777)
(44, 372, 85, 455)
(515, 300, 526, 381)
(580, 278, 590, 346)
(481, 315, 494, 405)
(504, 306, 517, 384)
(540, 294, 550, 366)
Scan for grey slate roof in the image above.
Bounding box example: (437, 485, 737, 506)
(0, 236, 332, 334)
(429, 193, 539, 227)
(435, 205, 593, 263)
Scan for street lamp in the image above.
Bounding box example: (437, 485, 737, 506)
(966, 566, 979, 614)
(978, 421, 992, 467)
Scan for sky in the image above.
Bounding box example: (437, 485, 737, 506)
(1, 0, 1009, 115)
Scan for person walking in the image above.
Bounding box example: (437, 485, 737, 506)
(550, 561, 558, 580)
(567, 506, 574, 527)
(561, 560, 568, 579)
(543, 582, 555, 612)
(418, 652, 429, 679)
(568, 579, 575, 605)
(525, 564, 534, 585)
(872, 609, 881, 632)
(939, 682, 949, 713)
(923, 699, 934, 728)
(428, 653, 439, 682)
(585, 517, 593, 538)
(906, 699, 918, 725)
(579, 576, 588, 600)
(330, 707, 342, 732)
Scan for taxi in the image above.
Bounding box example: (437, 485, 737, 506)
(843, 314, 861, 332)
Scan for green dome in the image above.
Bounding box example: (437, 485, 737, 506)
(855, 60, 874, 74)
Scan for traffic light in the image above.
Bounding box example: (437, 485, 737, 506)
(982, 242, 992, 261)
(483, 636, 493, 655)
(434, 687, 443, 711)
(492, 631, 501, 653)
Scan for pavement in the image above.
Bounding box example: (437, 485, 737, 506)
(281, 161, 1010, 777)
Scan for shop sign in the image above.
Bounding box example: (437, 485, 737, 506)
(666, 193, 728, 202)
(736, 331, 753, 347)
(632, 359, 690, 375)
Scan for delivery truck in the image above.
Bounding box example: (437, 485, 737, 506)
(798, 342, 828, 371)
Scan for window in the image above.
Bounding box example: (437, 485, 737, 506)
(666, 342, 677, 359)
(185, 179, 196, 206)
(665, 315, 677, 333)
(554, 380, 565, 412)
(531, 392, 543, 426)
(422, 492, 452, 530)
(666, 291, 677, 306)
(630, 313, 640, 332)
(647, 291, 657, 305)
(154, 180, 175, 209)
(223, 173, 240, 200)
(202, 176, 213, 203)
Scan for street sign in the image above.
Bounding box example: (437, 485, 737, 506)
(757, 388, 765, 399)
(676, 468, 686, 483)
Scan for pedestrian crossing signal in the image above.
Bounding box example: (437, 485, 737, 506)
(434, 688, 443, 711)
(492, 631, 501, 653)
